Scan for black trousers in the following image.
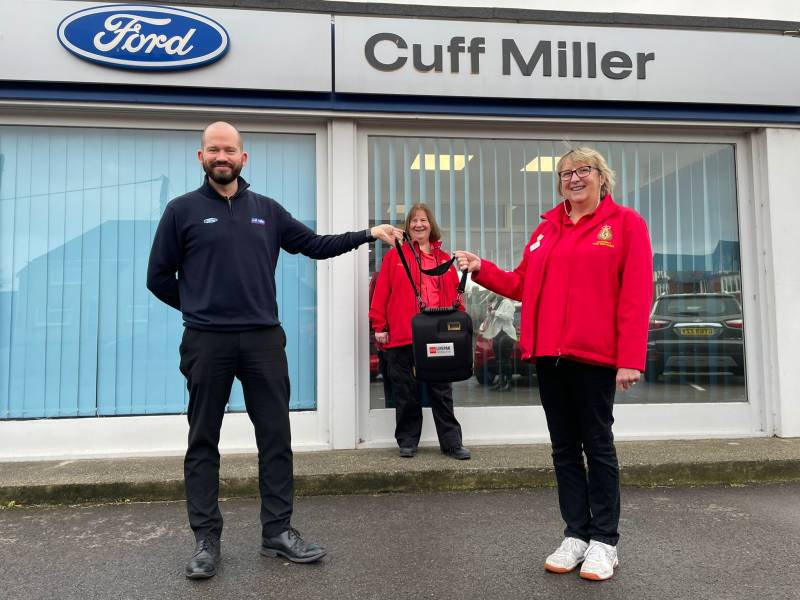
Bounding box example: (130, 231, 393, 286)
(384, 345, 463, 450)
(492, 331, 515, 379)
(536, 357, 620, 546)
(179, 327, 292, 542)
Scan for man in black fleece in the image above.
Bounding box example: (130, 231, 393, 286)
(147, 121, 402, 579)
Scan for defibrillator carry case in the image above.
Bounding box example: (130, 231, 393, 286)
(395, 237, 473, 383)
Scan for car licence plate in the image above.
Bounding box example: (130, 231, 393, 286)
(678, 327, 713, 337)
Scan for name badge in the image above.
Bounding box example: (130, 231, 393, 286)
(530, 234, 544, 252)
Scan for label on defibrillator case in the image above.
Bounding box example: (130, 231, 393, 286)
(426, 342, 455, 357)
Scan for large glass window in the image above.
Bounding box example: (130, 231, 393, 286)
(368, 137, 744, 408)
(0, 126, 317, 418)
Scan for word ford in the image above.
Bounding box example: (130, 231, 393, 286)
(94, 13, 195, 55)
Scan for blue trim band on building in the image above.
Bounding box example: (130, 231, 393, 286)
(1, 82, 799, 124)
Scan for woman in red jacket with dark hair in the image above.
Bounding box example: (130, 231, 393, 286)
(456, 147, 653, 581)
(370, 203, 471, 461)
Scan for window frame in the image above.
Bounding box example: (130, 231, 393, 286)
(356, 121, 766, 447)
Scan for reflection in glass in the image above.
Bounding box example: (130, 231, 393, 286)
(368, 137, 744, 408)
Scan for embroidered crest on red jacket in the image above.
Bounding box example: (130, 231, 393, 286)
(593, 224, 615, 248)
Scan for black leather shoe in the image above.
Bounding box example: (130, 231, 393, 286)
(185, 537, 220, 579)
(399, 446, 416, 458)
(443, 446, 471, 460)
(261, 527, 327, 563)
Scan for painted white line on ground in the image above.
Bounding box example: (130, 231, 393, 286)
(689, 383, 706, 392)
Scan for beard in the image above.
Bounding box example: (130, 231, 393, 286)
(203, 158, 243, 185)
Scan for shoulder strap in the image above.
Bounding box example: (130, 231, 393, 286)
(395, 235, 468, 310)
(394, 238, 424, 309)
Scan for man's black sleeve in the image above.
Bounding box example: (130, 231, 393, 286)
(279, 208, 372, 259)
(146, 206, 182, 310)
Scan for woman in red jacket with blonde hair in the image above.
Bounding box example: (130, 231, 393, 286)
(456, 147, 653, 581)
(370, 203, 471, 461)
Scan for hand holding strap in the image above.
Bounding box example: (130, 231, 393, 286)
(394, 235, 468, 311)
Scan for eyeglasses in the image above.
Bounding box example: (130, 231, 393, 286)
(558, 166, 596, 181)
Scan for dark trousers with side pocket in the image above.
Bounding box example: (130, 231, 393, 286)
(385, 344, 463, 451)
(179, 326, 292, 542)
(536, 356, 620, 546)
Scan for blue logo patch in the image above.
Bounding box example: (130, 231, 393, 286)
(57, 5, 229, 71)
(251, 217, 266, 226)
(203, 217, 218, 224)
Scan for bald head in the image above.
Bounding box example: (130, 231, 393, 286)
(201, 121, 243, 151)
(198, 121, 248, 187)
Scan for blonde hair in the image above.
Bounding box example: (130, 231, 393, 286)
(556, 147, 615, 198)
(403, 203, 442, 243)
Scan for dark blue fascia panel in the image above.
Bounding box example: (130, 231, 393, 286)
(1, 81, 799, 124)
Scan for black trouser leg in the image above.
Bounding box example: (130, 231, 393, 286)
(386, 346, 422, 448)
(237, 327, 293, 539)
(180, 329, 237, 542)
(492, 331, 514, 381)
(537, 357, 619, 545)
(426, 382, 463, 450)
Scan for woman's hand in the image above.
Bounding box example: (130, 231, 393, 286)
(455, 250, 481, 273)
(616, 367, 641, 391)
(375, 331, 389, 345)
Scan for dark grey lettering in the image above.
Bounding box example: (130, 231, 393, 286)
(572, 41, 582, 77)
(587, 42, 596, 78)
(467, 37, 485, 74)
(447, 36, 465, 73)
(502, 39, 551, 76)
(601, 50, 633, 79)
(412, 44, 442, 72)
(557, 41, 567, 77)
(637, 51, 655, 79)
(365, 32, 407, 72)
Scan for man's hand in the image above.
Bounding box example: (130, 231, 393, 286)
(455, 250, 481, 273)
(375, 331, 389, 345)
(616, 367, 641, 391)
(370, 225, 404, 245)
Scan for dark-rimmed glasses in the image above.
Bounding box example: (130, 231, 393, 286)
(558, 166, 596, 181)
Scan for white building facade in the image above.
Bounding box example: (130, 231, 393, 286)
(0, 0, 798, 459)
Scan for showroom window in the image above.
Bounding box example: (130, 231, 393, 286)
(0, 126, 317, 418)
(368, 136, 744, 408)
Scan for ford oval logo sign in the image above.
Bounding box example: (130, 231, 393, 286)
(57, 4, 229, 71)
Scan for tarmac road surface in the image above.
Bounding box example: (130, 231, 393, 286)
(1, 484, 798, 600)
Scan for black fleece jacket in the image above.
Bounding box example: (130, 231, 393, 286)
(146, 176, 372, 331)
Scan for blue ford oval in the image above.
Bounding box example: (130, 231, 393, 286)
(57, 4, 229, 71)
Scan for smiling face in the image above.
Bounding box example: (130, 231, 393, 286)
(408, 209, 432, 244)
(198, 122, 248, 185)
(559, 159, 605, 208)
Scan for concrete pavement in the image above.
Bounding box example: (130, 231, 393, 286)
(1, 485, 799, 600)
(2, 437, 800, 506)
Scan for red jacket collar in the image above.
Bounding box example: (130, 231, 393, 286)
(542, 194, 619, 227)
(411, 239, 444, 254)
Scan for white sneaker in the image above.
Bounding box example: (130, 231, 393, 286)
(579, 540, 619, 581)
(544, 537, 589, 573)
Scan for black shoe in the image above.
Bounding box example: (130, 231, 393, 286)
(399, 446, 417, 458)
(443, 446, 471, 460)
(490, 376, 509, 391)
(261, 527, 327, 563)
(185, 537, 220, 579)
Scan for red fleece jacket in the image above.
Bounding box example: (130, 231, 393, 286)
(370, 241, 464, 349)
(471, 195, 653, 371)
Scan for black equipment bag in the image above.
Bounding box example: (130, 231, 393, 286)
(394, 236, 473, 382)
